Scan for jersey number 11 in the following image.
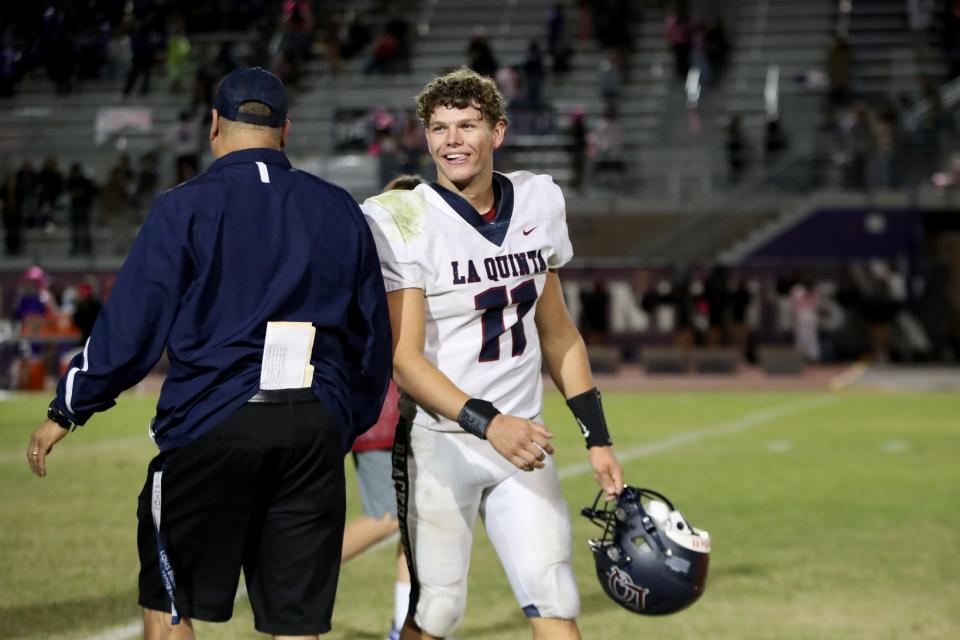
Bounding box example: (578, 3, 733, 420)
(474, 279, 538, 362)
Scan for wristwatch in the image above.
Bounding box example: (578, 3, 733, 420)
(47, 401, 75, 431)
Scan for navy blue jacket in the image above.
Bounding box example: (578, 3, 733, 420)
(53, 148, 392, 452)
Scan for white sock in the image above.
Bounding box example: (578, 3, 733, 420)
(394, 581, 411, 630)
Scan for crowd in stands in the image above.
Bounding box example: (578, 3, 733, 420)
(1, 254, 942, 393)
(0, 0, 273, 98)
(664, 1, 730, 89)
(0, 264, 105, 389)
(655, 0, 960, 193)
(1, 150, 167, 257)
(577, 260, 944, 365)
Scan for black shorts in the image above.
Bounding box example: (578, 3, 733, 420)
(137, 398, 345, 636)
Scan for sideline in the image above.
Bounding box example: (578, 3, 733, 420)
(82, 394, 834, 640)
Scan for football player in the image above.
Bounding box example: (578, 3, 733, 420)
(362, 67, 624, 640)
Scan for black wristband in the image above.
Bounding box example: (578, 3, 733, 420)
(47, 400, 76, 432)
(457, 398, 501, 439)
(566, 388, 612, 449)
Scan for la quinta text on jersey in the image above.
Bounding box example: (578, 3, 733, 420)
(450, 249, 549, 285)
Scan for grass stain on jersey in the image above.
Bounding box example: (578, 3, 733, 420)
(372, 191, 425, 241)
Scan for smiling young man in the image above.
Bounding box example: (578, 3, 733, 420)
(361, 67, 624, 640)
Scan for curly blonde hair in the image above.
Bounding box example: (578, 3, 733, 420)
(415, 67, 508, 128)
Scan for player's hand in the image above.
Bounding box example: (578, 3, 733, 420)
(589, 446, 624, 502)
(485, 414, 555, 471)
(26, 419, 69, 478)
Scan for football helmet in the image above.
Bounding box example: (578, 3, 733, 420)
(581, 486, 710, 615)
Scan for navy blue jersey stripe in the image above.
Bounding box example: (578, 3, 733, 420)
(428, 172, 515, 246)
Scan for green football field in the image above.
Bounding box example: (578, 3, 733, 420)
(1, 388, 958, 639)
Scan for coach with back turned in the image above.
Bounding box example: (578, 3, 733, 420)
(26, 67, 392, 639)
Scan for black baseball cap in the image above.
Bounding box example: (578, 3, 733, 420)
(213, 67, 288, 127)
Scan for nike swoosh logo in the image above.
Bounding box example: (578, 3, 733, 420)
(576, 418, 590, 438)
(522, 226, 537, 236)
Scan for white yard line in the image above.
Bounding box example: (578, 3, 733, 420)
(85, 586, 249, 640)
(82, 394, 834, 640)
(558, 394, 834, 480)
(84, 621, 142, 640)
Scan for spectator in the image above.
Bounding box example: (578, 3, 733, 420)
(15, 265, 53, 326)
(14, 160, 39, 229)
(546, 2, 571, 73)
(791, 280, 821, 362)
(397, 112, 424, 175)
(72, 278, 102, 343)
(703, 15, 730, 84)
(75, 14, 111, 82)
(726, 114, 748, 184)
(364, 31, 400, 75)
(190, 46, 217, 109)
(598, 55, 621, 110)
(943, 0, 960, 81)
(1, 167, 23, 255)
(869, 105, 897, 189)
(166, 19, 191, 93)
(276, 0, 315, 85)
(42, 3, 75, 95)
(590, 106, 626, 187)
(99, 166, 135, 254)
(467, 27, 498, 78)
(671, 276, 696, 348)
(596, 0, 632, 71)
(171, 110, 202, 184)
(340, 10, 372, 60)
(521, 40, 546, 109)
(907, 85, 952, 188)
(730, 276, 755, 361)
(214, 42, 239, 77)
(856, 260, 904, 362)
(845, 104, 876, 189)
(826, 35, 853, 112)
(135, 151, 160, 208)
(318, 10, 343, 74)
(547, 2, 565, 62)
(114, 152, 136, 186)
(704, 266, 729, 346)
(690, 20, 711, 86)
(568, 108, 588, 192)
(495, 64, 520, 105)
(368, 109, 401, 188)
(665, 3, 692, 83)
(0, 36, 20, 97)
(764, 117, 789, 166)
(66, 162, 97, 256)
(575, 0, 593, 41)
(122, 20, 156, 96)
(579, 281, 611, 344)
(908, 0, 935, 68)
(13, 265, 57, 358)
(384, 10, 412, 73)
(36, 155, 64, 226)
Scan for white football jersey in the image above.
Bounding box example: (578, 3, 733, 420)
(362, 171, 574, 432)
